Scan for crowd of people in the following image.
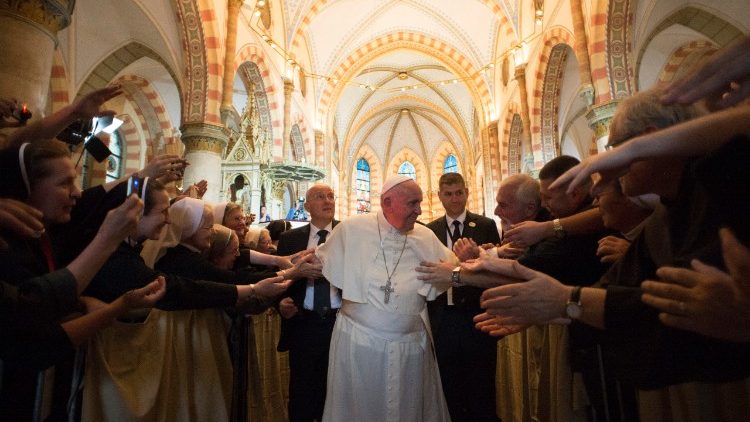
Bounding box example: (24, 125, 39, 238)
(1, 33, 748, 422)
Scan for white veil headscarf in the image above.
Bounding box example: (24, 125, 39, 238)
(212, 202, 229, 225)
(141, 197, 207, 268)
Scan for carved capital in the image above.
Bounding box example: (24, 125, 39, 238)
(514, 65, 527, 82)
(585, 99, 620, 139)
(180, 122, 229, 155)
(0, 0, 75, 35)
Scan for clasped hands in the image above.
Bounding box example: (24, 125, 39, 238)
(279, 249, 323, 280)
(418, 253, 571, 337)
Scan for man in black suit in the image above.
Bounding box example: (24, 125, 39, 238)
(276, 184, 339, 422)
(427, 172, 501, 422)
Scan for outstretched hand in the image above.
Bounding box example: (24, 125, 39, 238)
(416, 260, 454, 288)
(120, 276, 167, 309)
(253, 275, 293, 298)
(139, 154, 185, 182)
(641, 228, 750, 342)
(71, 85, 123, 120)
(479, 261, 571, 327)
(453, 238, 480, 261)
(548, 146, 634, 194)
(504, 220, 549, 247)
(473, 312, 529, 337)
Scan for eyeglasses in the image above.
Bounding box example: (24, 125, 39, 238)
(311, 192, 336, 201)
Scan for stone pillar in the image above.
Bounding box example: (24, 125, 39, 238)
(219, 0, 243, 123)
(180, 122, 229, 202)
(585, 100, 619, 154)
(569, 0, 595, 105)
(314, 129, 324, 167)
(282, 78, 294, 160)
(515, 66, 534, 171)
(0, 1, 74, 119)
(248, 162, 262, 218)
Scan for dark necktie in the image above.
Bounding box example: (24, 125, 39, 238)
(450, 220, 462, 245)
(313, 229, 330, 315)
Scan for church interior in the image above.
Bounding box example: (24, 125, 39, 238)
(1, 0, 749, 421)
(3, 0, 745, 220)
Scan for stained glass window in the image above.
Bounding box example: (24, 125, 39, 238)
(105, 131, 123, 183)
(355, 158, 371, 214)
(443, 154, 458, 174)
(398, 161, 416, 180)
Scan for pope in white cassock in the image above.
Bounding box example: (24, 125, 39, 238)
(316, 175, 457, 422)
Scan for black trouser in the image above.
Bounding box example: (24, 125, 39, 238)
(287, 310, 336, 422)
(434, 306, 500, 422)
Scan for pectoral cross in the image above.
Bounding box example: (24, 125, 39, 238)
(380, 278, 395, 303)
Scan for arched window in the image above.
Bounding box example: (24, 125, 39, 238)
(398, 161, 416, 180)
(105, 130, 124, 183)
(355, 158, 371, 214)
(443, 154, 458, 174)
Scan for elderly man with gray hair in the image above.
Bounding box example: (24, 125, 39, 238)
(316, 175, 456, 422)
(470, 87, 750, 419)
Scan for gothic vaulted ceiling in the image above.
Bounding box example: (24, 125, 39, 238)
(282, 0, 520, 172)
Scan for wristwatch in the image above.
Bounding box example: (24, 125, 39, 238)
(552, 218, 566, 238)
(565, 286, 583, 319)
(451, 266, 463, 287)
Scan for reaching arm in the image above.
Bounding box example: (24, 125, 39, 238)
(65, 195, 142, 294)
(64, 277, 166, 346)
(6, 86, 122, 149)
(504, 208, 604, 247)
(552, 106, 750, 194)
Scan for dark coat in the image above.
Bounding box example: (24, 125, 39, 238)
(276, 220, 339, 352)
(426, 211, 501, 334)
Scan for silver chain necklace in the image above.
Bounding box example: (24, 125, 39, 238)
(376, 214, 408, 303)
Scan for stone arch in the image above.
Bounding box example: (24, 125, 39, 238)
(290, 124, 305, 162)
(118, 114, 142, 174)
(587, 0, 635, 103)
(539, 44, 572, 163)
(289, 0, 516, 51)
(76, 41, 181, 105)
(49, 47, 69, 113)
(293, 114, 313, 163)
(235, 60, 277, 160)
(319, 32, 492, 133)
(344, 95, 470, 172)
(347, 144, 382, 217)
(114, 75, 180, 157)
(657, 40, 719, 85)
(235, 44, 284, 159)
(635, 6, 743, 86)
(531, 28, 574, 164)
(175, 0, 210, 123)
(505, 111, 523, 177)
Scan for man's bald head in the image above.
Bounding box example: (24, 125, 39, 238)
(304, 183, 335, 226)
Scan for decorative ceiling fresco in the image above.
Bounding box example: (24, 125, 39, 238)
(278, 0, 520, 172)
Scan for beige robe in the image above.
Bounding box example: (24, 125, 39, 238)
(82, 309, 232, 422)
